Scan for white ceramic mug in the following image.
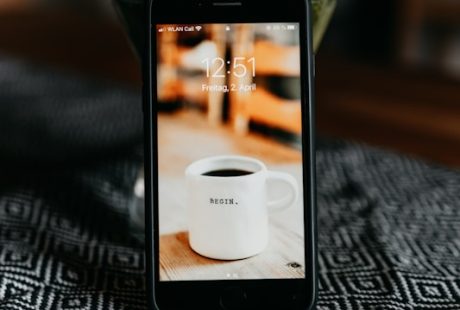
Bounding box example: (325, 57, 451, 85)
(185, 155, 299, 260)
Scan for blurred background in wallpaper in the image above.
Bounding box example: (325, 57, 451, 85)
(0, 0, 459, 168)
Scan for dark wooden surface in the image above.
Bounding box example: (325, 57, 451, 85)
(1, 6, 459, 167)
(315, 55, 460, 167)
(0, 7, 141, 86)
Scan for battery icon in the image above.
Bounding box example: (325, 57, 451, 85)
(287, 25, 295, 30)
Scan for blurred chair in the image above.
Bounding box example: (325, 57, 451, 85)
(230, 25, 301, 135)
(157, 25, 227, 124)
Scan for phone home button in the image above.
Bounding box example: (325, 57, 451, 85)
(219, 287, 247, 310)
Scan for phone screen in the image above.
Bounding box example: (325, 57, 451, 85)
(155, 23, 305, 282)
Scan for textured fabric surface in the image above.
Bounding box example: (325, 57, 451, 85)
(1, 58, 460, 309)
(1, 142, 459, 309)
(0, 159, 146, 310)
(0, 56, 143, 167)
(316, 141, 460, 309)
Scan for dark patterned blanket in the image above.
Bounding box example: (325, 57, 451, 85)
(316, 141, 460, 309)
(1, 58, 460, 309)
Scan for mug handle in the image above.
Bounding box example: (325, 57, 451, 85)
(266, 171, 299, 212)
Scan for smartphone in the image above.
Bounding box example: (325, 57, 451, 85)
(144, 0, 316, 309)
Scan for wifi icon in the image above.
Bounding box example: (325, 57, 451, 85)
(195, 26, 202, 31)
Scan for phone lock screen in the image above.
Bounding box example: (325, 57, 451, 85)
(155, 23, 305, 281)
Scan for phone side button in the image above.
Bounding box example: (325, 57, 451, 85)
(219, 287, 247, 310)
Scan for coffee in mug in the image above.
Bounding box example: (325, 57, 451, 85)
(202, 169, 253, 177)
(185, 155, 299, 260)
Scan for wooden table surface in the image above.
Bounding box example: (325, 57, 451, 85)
(158, 111, 306, 281)
(2, 6, 460, 168)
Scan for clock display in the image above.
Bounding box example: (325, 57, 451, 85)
(201, 57, 256, 78)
